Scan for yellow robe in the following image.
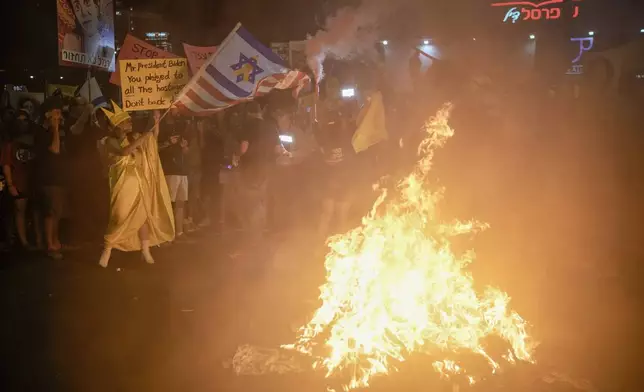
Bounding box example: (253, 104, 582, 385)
(104, 134, 175, 251)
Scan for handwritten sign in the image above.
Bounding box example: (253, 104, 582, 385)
(119, 58, 190, 111)
(109, 34, 177, 85)
(492, 0, 583, 23)
(182, 43, 218, 75)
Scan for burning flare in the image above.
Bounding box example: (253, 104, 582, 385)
(283, 104, 535, 390)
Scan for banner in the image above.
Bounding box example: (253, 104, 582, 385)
(119, 58, 190, 111)
(57, 0, 116, 71)
(270, 40, 306, 69)
(182, 43, 218, 75)
(47, 83, 78, 98)
(109, 34, 177, 85)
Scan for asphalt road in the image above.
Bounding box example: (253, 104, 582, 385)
(1, 221, 642, 392)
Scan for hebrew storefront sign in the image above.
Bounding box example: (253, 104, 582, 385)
(491, 0, 583, 23)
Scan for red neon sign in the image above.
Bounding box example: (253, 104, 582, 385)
(492, 0, 582, 23)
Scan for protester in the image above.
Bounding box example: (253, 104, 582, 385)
(158, 111, 191, 241)
(315, 97, 357, 236)
(202, 111, 239, 232)
(186, 118, 205, 229)
(65, 97, 105, 242)
(0, 108, 16, 249)
(235, 102, 287, 246)
(35, 97, 67, 259)
(1, 108, 42, 250)
(97, 104, 174, 268)
(268, 108, 313, 231)
(18, 99, 38, 123)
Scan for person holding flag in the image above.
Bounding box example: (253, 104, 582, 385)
(97, 103, 174, 268)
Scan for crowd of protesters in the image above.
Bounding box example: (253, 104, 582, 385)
(0, 85, 376, 264)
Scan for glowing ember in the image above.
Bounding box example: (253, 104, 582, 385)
(282, 104, 536, 390)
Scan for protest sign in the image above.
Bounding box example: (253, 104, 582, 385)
(182, 43, 218, 75)
(269, 40, 306, 69)
(57, 0, 116, 71)
(119, 58, 190, 111)
(110, 34, 176, 85)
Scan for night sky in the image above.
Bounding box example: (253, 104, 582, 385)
(1, 0, 643, 75)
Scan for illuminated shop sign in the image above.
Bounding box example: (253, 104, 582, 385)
(145, 32, 169, 41)
(566, 36, 594, 75)
(492, 0, 583, 23)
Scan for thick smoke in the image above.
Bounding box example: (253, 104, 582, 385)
(305, 0, 401, 83)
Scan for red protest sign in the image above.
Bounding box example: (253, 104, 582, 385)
(109, 34, 177, 85)
(182, 43, 218, 75)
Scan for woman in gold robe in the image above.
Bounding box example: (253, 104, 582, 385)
(98, 102, 174, 267)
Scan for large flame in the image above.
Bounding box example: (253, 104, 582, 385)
(283, 104, 535, 390)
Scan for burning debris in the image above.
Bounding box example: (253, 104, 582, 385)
(231, 105, 540, 391)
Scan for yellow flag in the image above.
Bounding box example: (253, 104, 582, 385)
(352, 91, 388, 153)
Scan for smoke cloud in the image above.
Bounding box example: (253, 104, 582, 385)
(305, 0, 402, 83)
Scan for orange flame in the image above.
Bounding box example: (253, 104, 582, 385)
(283, 104, 535, 390)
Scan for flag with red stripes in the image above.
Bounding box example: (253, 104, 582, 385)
(173, 24, 310, 115)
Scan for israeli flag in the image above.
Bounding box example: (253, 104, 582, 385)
(77, 77, 108, 108)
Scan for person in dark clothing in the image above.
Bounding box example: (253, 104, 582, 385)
(65, 97, 105, 243)
(185, 118, 204, 230)
(315, 98, 357, 236)
(157, 111, 191, 240)
(202, 111, 240, 232)
(1, 109, 43, 250)
(235, 102, 287, 244)
(34, 97, 66, 259)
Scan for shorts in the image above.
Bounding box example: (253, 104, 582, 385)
(165, 175, 189, 202)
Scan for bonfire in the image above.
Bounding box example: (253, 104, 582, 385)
(233, 105, 537, 391)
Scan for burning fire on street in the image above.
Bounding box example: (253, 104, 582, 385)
(231, 105, 599, 391)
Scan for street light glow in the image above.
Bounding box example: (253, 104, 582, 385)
(588, 31, 595, 36)
(381, 40, 388, 46)
(341, 88, 356, 98)
(423, 40, 429, 45)
(529, 34, 536, 40)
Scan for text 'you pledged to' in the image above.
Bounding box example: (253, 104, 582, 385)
(119, 58, 190, 111)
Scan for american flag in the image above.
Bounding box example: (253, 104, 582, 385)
(173, 24, 310, 115)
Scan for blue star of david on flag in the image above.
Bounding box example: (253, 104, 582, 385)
(230, 53, 264, 84)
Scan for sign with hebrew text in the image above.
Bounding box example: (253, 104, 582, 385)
(492, 0, 583, 24)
